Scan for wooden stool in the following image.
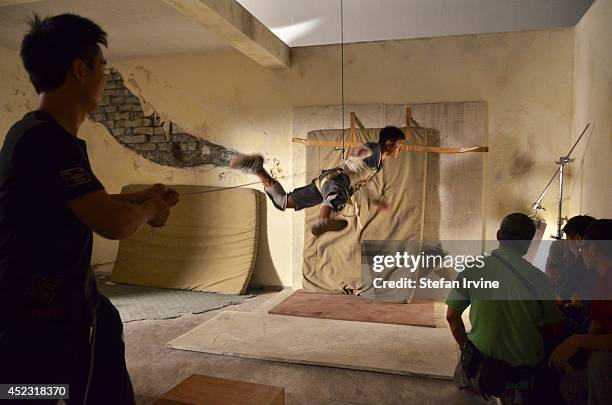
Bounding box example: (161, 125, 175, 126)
(153, 374, 285, 405)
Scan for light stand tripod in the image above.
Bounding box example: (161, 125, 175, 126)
(532, 123, 591, 239)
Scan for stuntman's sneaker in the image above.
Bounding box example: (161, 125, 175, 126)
(229, 154, 264, 174)
(311, 219, 348, 237)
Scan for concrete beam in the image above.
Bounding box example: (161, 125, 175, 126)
(0, 0, 43, 6)
(162, 0, 290, 68)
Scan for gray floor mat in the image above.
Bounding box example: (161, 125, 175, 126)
(96, 273, 253, 322)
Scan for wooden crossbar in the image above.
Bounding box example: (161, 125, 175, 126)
(292, 138, 488, 153)
(295, 108, 488, 154)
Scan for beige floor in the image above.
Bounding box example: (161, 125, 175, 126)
(125, 289, 485, 405)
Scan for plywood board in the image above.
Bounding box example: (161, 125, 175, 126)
(268, 290, 437, 327)
(167, 310, 458, 379)
(154, 374, 284, 405)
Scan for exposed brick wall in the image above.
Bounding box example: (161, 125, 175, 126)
(90, 67, 236, 168)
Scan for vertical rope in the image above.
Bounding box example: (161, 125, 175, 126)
(419, 130, 429, 242)
(340, 0, 345, 159)
(480, 137, 488, 251)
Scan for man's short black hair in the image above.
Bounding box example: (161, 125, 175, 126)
(20, 13, 107, 94)
(563, 215, 596, 238)
(379, 126, 406, 147)
(499, 213, 536, 241)
(498, 213, 535, 255)
(584, 219, 612, 259)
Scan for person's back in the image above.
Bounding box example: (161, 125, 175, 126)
(0, 110, 101, 323)
(446, 213, 563, 402)
(0, 14, 176, 404)
(448, 246, 560, 367)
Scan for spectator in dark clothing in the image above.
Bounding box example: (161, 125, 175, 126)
(552, 219, 612, 405)
(0, 14, 178, 405)
(546, 216, 596, 298)
(554, 216, 597, 338)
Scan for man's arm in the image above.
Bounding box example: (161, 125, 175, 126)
(362, 182, 388, 210)
(549, 320, 612, 372)
(349, 144, 374, 159)
(371, 199, 388, 210)
(445, 272, 471, 348)
(572, 333, 612, 351)
(575, 320, 612, 351)
(67, 190, 169, 240)
(111, 184, 179, 206)
(446, 305, 469, 347)
(110, 190, 148, 204)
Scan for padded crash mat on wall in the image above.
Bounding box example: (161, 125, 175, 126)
(111, 185, 259, 294)
(302, 127, 432, 293)
(268, 290, 437, 327)
(294, 102, 487, 293)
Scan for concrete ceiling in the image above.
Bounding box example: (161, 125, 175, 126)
(0, 0, 595, 61)
(0, 0, 231, 60)
(237, 0, 594, 47)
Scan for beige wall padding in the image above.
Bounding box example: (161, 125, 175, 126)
(111, 185, 258, 294)
(302, 127, 429, 293)
(297, 103, 487, 292)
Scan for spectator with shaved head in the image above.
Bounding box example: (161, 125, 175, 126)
(446, 213, 563, 402)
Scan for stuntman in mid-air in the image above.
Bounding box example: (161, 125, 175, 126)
(230, 126, 405, 236)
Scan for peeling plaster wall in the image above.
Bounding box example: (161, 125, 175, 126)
(569, 0, 612, 218)
(0, 27, 576, 287)
(0, 47, 38, 141)
(91, 67, 238, 167)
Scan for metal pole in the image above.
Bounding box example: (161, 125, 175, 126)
(555, 156, 572, 239)
(565, 123, 591, 160)
(557, 158, 565, 239)
(532, 167, 560, 217)
(531, 123, 591, 224)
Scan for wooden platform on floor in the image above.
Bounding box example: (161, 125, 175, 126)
(153, 374, 284, 405)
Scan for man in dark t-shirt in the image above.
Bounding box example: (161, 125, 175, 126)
(546, 216, 597, 339)
(0, 110, 104, 324)
(552, 220, 612, 405)
(0, 14, 177, 405)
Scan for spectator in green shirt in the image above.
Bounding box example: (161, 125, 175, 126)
(446, 213, 563, 401)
